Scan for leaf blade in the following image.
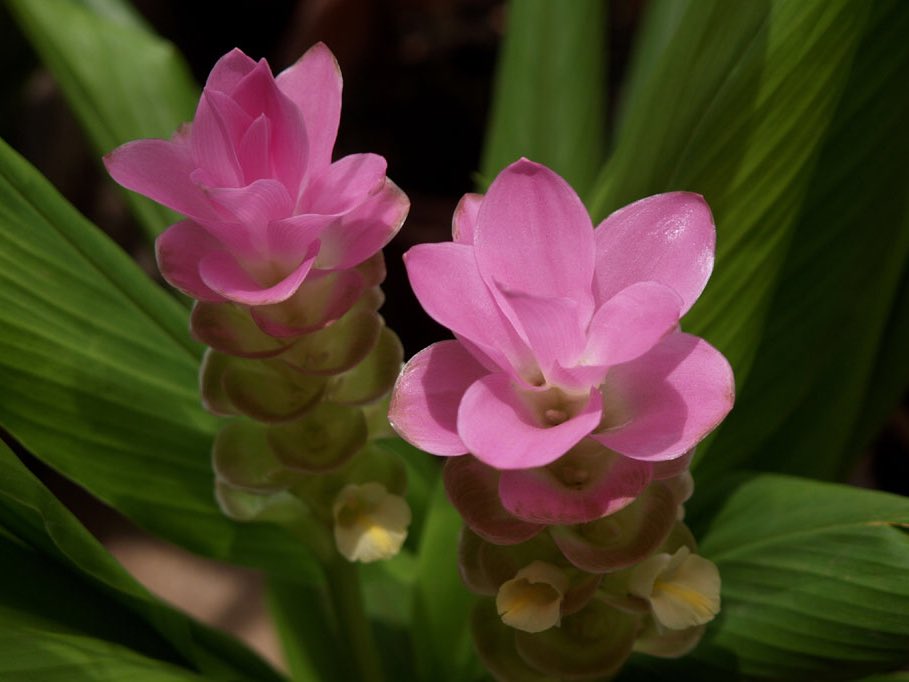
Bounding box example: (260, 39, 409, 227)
(0, 136, 319, 581)
(0, 440, 284, 681)
(6, 0, 198, 237)
(480, 0, 607, 199)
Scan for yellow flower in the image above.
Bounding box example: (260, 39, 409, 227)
(628, 546, 720, 630)
(332, 482, 411, 563)
(496, 561, 570, 633)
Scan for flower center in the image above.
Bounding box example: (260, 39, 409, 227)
(520, 385, 588, 429)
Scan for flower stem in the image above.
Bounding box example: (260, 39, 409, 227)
(326, 558, 384, 682)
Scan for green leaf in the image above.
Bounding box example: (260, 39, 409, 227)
(480, 0, 607, 198)
(267, 577, 340, 682)
(0, 630, 208, 682)
(411, 476, 483, 681)
(6, 0, 199, 237)
(694, 0, 909, 482)
(0, 440, 283, 681)
(0, 137, 319, 581)
(586, 0, 909, 481)
(629, 475, 909, 680)
(591, 0, 872, 385)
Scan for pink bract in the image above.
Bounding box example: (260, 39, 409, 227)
(105, 44, 409, 306)
(390, 159, 734, 498)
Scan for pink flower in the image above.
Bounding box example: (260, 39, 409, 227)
(389, 159, 733, 524)
(105, 44, 408, 308)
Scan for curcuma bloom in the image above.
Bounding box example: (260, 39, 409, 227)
(389, 158, 734, 528)
(105, 43, 407, 312)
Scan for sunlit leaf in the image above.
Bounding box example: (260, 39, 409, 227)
(480, 0, 607, 199)
(586, 0, 909, 481)
(0, 137, 318, 581)
(0, 440, 283, 681)
(623, 475, 909, 680)
(411, 476, 483, 681)
(6, 0, 198, 237)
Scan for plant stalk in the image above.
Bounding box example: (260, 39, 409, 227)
(326, 558, 384, 682)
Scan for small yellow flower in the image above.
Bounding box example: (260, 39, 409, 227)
(332, 482, 411, 563)
(496, 561, 570, 634)
(628, 546, 720, 630)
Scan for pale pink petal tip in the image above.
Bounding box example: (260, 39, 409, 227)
(452, 192, 483, 244)
(389, 340, 487, 456)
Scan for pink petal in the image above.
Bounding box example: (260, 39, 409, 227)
(444, 456, 544, 545)
(231, 60, 308, 197)
(592, 332, 734, 461)
(104, 139, 217, 223)
(276, 42, 342, 177)
(191, 91, 244, 187)
(265, 213, 331, 268)
(300, 153, 387, 216)
(205, 48, 257, 94)
(498, 443, 652, 525)
(593, 192, 715, 315)
(583, 281, 682, 367)
(498, 290, 587, 380)
(155, 220, 225, 301)
(236, 114, 273, 183)
(198, 242, 319, 305)
(250, 267, 366, 337)
(458, 373, 603, 470)
(389, 341, 488, 456)
(206, 179, 293, 234)
(315, 178, 409, 270)
(324, 180, 406, 268)
(474, 158, 595, 317)
(452, 192, 483, 244)
(201, 89, 254, 151)
(404, 242, 531, 376)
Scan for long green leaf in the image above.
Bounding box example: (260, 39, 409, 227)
(411, 476, 482, 681)
(693, 0, 909, 481)
(0, 136, 319, 581)
(480, 0, 607, 199)
(626, 475, 909, 680)
(267, 577, 340, 682)
(0, 630, 208, 682)
(0, 440, 283, 681)
(587, 0, 909, 481)
(6, 0, 198, 237)
(591, 0, 872, 388)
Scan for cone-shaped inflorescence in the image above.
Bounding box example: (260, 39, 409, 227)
(106, 43, 412, 563)
(390, 160, 733, 677)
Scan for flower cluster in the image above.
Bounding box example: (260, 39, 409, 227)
(107, 44, 411, 563)
(390, 159, 733, 676)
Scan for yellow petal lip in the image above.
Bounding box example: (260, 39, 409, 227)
(332, 482, 411, 563)
(629, 547, 721, 630)
(496, 561, 570, 633)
